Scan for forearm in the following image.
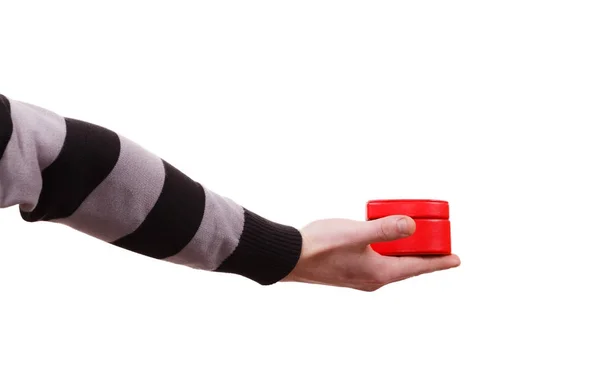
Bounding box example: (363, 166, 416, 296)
(0, 94, 301, 285)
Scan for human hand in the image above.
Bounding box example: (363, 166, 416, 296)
(282, 215, 460, 291)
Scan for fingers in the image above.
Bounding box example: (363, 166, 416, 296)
(384, 254, 461, 282)
(352, 215, 416, 246)
(352, 254, 461, 292)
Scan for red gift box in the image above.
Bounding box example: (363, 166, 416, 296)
(366, 199, 452, 256)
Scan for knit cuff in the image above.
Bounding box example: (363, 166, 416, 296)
(216, 208, 303, 285)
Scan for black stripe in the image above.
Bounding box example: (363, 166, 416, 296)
(111, 161, 206, 259)
(0, 94, 13, 161)
(20, 118, 121, 222)
(216, 209, 302, 285)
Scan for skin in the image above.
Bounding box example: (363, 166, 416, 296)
(283, 215, 461, 291)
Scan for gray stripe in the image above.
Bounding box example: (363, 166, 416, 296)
(0, 99, 66, 210)
(165, 188, 244, 270)
(55, 135, 165, 242)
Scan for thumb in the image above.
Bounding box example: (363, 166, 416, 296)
(354, 215, 416, 245)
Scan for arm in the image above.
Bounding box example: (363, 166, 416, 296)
(1, 93, 461, 291)
(0, 94, 301, 285)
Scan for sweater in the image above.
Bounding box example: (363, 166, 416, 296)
(0, 93, 303, 285)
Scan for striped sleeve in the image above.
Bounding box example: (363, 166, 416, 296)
(0, 93, 302, 285)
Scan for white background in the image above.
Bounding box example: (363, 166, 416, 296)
(1, 1, 599, 380)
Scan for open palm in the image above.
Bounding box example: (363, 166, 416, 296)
(283, 215, 461, 291)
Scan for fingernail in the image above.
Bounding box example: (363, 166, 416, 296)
(397, 217, 409, 234)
